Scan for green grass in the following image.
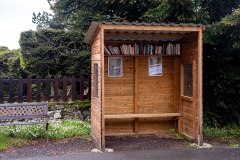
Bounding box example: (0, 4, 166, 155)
(0, 134, 28, 150)
(203, 125, 240, 140)
(0, 120, 91, 150)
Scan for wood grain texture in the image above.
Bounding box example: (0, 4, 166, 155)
(138, 57, 175, 114)
(180, 32, 199, 140)
(105, 113, 181, 119)
(197, 29, 203, 145)
(104, 57, 135, 115)
(91, 31, 103, 149)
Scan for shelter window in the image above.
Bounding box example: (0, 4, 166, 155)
(94, 63, 98, 98)
(183, 64, 193, 97)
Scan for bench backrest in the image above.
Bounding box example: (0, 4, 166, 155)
(0, 103, 48, 121)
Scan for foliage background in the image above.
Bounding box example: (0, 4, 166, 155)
(0, 0, 239, 126)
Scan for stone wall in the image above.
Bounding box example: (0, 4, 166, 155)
(48, 100, 91, 121)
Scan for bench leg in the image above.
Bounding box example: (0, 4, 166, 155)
(46, 123, 49, 143)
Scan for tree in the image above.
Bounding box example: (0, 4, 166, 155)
(141, 0, 208, 23)
(19, 29, 90, 77)
(0, 48, 25, 78)
(200, 0, 240, 23)
(203, 8, 240, 126)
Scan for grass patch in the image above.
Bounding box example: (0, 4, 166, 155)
(170, 129, 190, 141)
(203, 125, 240, 140)
(0, 120, 91, 150)
(0, 134, 28, 150)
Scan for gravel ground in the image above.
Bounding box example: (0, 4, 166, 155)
(0, 135, 238, 160)
(105, 135, 188, 151)
(0, 137, 94, 160)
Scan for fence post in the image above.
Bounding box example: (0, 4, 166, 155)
(36, 76, 41, 102)
(0, 77, 3, 103)
(27, 75, 32, 102)
(63, 76, 68, 101)
(8, 77, 14, 103)
(80, 76, 84, 100)
(71, 76, 76, 101)
(54, 75, 59, 101)
(45, 76, 51, 101)
(18, 77, 23, 103)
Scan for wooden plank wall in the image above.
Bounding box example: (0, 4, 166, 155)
(180, 33, 198, 140)
(104, 56, 177, 135)
(104, 57, 135, 135)
(91, 32, 102, 148)
(138, 57, 175, 133)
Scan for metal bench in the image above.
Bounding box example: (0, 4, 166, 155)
(0, 102, 49, 138)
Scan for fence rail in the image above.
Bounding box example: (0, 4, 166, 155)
(0, 76, 91, 103)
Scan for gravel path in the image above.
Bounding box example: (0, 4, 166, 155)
(0, 137, 94, 160)
(0, 135, 238, 159)
(105, 135, 188, 151)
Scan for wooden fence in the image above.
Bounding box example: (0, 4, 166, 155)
(0, 76, 91, 103)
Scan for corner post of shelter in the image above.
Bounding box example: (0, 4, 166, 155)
(89, 24, 105, 150)
(197, 28, 204, 146)
(100, 25, 105, 149)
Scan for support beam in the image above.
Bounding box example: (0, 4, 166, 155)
(197, 29, 203, 146)
(134, 57, 139, 133)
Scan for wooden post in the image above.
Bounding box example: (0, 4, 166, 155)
(179, 64, 183, 133)
(0, 77, 3, 103)
(173, 57, 180, 131)
(18, 77, 23, 103)
(27, 75, 32, 102)
(80, 76, 84, 100)
(8, 77, 14, 103)
(36, 76, 41, 102)
(54, 75, 59, 101)
(100, 26, 105, 149)
(198, 29, 203, 146)
(62, 76, 68, 101)
(45, 76, 51, 101)
(193, 60, 197, 142)
(71, 76, 76, 101)
(134, 57, 139, 133)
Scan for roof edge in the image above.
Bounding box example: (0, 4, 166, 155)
(84, 21, 205, 43)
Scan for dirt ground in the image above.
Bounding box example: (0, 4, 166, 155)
(0, 135, 238, 160)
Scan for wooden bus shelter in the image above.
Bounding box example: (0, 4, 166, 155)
(84, 21, 205, 150)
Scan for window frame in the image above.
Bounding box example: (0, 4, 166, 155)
(93, 63, 99, 98)
(182, 64, 193, 97)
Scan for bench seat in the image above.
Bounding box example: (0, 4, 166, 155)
(104, 113, 181, 120)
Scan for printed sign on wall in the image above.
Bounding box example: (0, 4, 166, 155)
(148, 57, 162, 76)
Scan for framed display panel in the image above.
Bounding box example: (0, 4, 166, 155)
(108, 57, 123, 77)
(148, 57, 162, 76)
(93, 63, 99, 98)
(183, 64, 193, 97)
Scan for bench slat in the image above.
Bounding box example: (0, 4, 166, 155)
(104, 113, 181, 119)
(0, 121, 48, 126)
(0, 115, 48, 120)
(0, 103, 49, 126)
(0, 102, 48, 107)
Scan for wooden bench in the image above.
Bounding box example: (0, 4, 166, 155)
(104, 113, 181, 120)
(0, 102, 49, 135)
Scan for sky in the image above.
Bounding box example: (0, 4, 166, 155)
(0, 0, 52, 49)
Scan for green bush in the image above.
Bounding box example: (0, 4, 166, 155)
(204, 125, 240, 140)
(0, 120, 90, 140)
